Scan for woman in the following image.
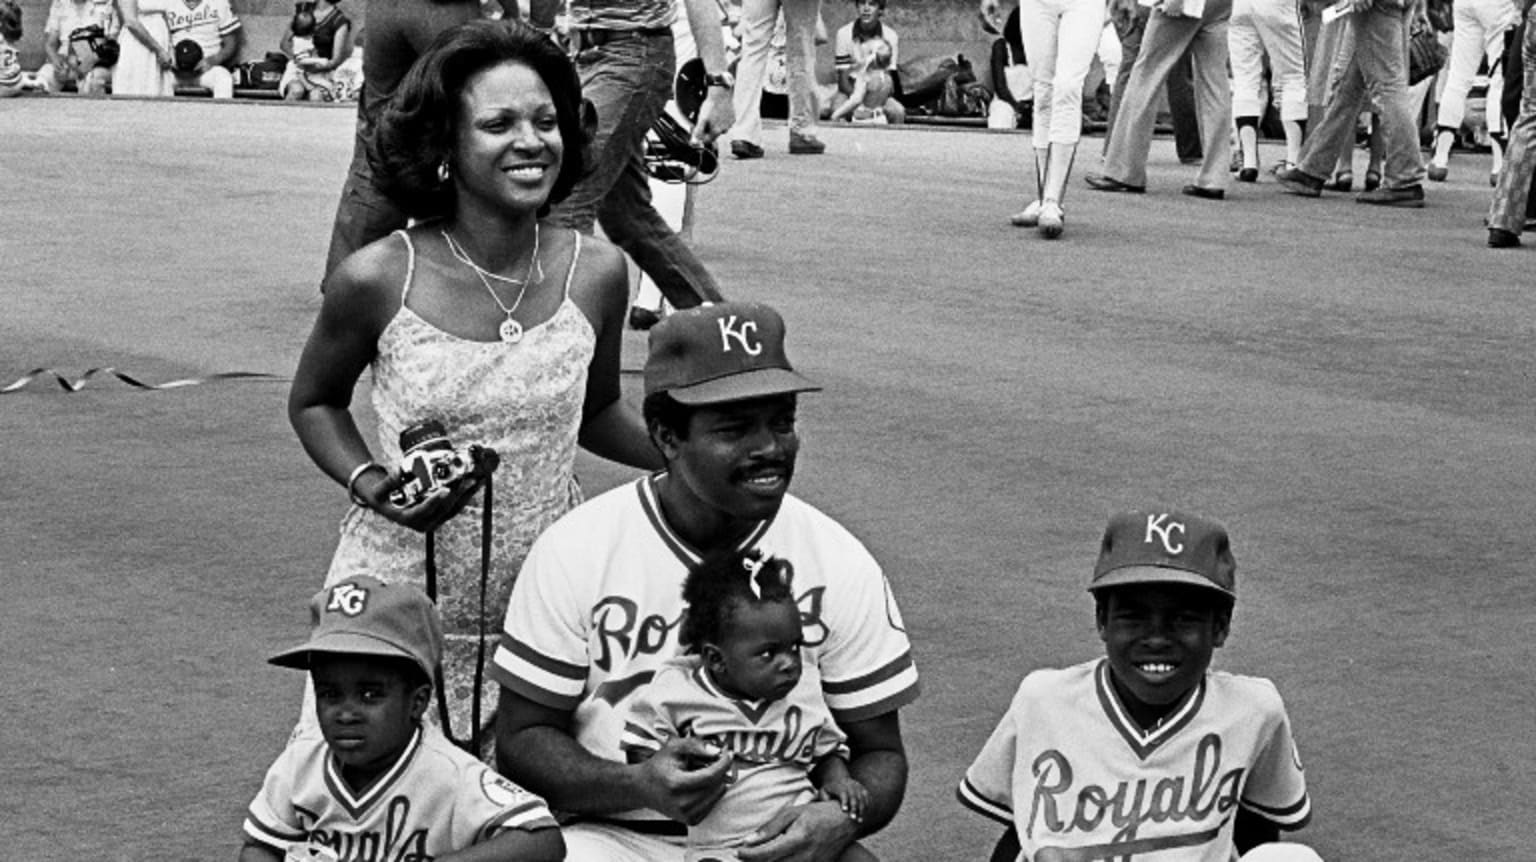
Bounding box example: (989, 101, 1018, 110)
(288, 19, 662, 756)
(279, 0, 354, 102)
(982, 0, 1107, 238)
(113, 0, 173, 97)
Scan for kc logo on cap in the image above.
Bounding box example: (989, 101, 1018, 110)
(326, 583, 370, 616)
(644, 302, 821, 405)
(1089, 509, 1237, 596)
(269, 576, 444, 684)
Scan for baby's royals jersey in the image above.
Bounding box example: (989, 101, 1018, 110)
(244, 726, 556, 860)
(959, 660, 1310, 862)
(622, 657, 848, 846)
(492, 476, 919, 823)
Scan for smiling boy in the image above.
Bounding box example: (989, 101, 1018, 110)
(958, 510, 1321, 862)
(239, 577, 563, 862)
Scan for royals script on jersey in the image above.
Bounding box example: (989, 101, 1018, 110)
(959, 660, 1310, 862)
(492, 475, 920, 825)
(622, 656, 848, 847)
(244, 727, 556, 861)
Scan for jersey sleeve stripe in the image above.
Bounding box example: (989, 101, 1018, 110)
(956, 778, 1013, 825)
(822, 651, 915, 695)
(489, 656, 584, 711)
(827, 673, 920, 723)
(499, 637, 588, 682)
(243, 814, 306, 846)
(1242, 794, 1312, 827)
(485, 808, 561, 835)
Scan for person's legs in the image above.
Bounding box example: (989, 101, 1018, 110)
(567, 33, 722, 307)
(1038, 0, 1106, 234)
(1295, 37, 1368, 182)
(1104, 4, 1148, 152)
(729, 0, 779, 149)
(1353, 4, 1426, 190)
(1431, 0, 1489, 174)
(1229, 0, 1267, 172)
(1254, 0, 1309, 165)
(1168, 49, 1204, 160)
(323, 123, 409, 285)
(1188, 0, 1235, 190)
(1488, 10, 1536, 237)
(1018, 0, 1063, 147)
(201, 65, 233, 98)
(781, 0, 821, 140)
(1100, 11, 1201, 186)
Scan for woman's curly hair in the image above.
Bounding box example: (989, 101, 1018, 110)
(369, 19, 588, 221)
(679, 550, 798, 654)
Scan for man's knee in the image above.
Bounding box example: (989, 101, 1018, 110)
(885, 99, 906, 123)
(205, 66, 233, 98)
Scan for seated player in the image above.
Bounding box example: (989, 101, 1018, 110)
(829, 37, 896, 125)
(238, 576, 564, 862)
(958, 509, 1321, 862)
(621, 550, 875, 860)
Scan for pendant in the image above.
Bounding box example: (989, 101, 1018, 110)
(499, 317, 524, 344)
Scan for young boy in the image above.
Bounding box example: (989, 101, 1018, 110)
(958, 510, 1320, 862)
(239, 576, 564, 862)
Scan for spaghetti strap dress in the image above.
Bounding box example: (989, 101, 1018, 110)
(322, 227, 592, 751)
(112, 0, 174, 97)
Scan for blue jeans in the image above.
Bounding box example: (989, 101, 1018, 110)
(1297, 4, 1425, 189)
(548, 31, 723, 308)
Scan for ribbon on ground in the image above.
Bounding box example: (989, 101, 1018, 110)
(2, 367, 288, 394)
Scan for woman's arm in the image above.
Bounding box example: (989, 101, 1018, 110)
(570, 236, 664, 470)
(323, 21, 353, 71)
(831, 75, 869, 121)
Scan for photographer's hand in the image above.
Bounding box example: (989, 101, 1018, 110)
(358, 471, 485, 534)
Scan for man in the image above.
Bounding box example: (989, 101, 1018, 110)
(321, 0, 487, 283)
(1277, 0, 1428, 206)
(1085, 0, 1234, 198)
(729, 0, 828, 157)
(36, 0, 117, 94)
(830, 0, 905, 124)
(530, 0, 734, 311)
(492, 301, 920, 861)
(1102, 5, 1203, 164)
(164, 0, 242, 99)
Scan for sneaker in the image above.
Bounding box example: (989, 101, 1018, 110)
(730, 140, 765, 160)
(1356, 184, 1425, 207)
(1009, 200, 1042, 227)
(1426, 164, 1448, 182)
(788, 133, 826, 155)
(1037, 200, 1064, 239)
(1488, 228, 1521, 248)
(1277, 166, 1325, 197)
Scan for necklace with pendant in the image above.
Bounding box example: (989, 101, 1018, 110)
(442, 225, 542, 343)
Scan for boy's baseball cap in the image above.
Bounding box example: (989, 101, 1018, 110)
(644, 301, 820, 405)
(270, 576, 442, 684)
(1088, 509, 1237, 597)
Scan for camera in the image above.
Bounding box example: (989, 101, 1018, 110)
(388, 420, 500, 508)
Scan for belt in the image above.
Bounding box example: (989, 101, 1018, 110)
(573, 25, 670, 48)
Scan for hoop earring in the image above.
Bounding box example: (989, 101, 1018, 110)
(437, 162, 450, 184)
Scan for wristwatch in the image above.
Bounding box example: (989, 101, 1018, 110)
(704, 70, 735, 89)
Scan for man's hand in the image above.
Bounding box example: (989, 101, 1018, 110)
(634, 736, 733, 825)
(737, 800, 860, 862)
(690, 88, 734, 148)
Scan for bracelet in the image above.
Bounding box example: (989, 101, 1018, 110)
(346, 461, 385, 507)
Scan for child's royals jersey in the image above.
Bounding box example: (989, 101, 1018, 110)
(959, 660, 1310, 862)
(244, 727, 556, 860)
(492, 476, 920, 827)
(621, 656, 848, 847)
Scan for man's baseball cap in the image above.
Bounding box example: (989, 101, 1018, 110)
(173, 39, 202, 73)
(644, 301, 820, 405)
(1088, 509, 1237, 598)
(270, 576, 442, 684)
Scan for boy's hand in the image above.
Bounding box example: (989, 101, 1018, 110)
(819, 776, 870, 823)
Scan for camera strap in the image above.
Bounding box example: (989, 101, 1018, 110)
(423, 478, 494, 758)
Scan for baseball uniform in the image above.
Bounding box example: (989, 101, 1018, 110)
(492, 473, 920, 834)
(243, 726, 556, 859)
(621, 656, 849, 849)
(959, 659, 1310, 862)
(164, 0, 239, 58)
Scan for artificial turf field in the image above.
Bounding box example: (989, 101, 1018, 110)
(1, 95, 1531, 861)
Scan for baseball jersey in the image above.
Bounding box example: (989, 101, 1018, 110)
(1, 36, 21, 91)
(164, 0, 240, 59)
(492, 475, 920, 826)
(45, 0, 119, 42)
(621, 656, 848, 847)
(959, 660, 1310, 862)
(243, 726, 557, 860)
(834, 21, 899, 72)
